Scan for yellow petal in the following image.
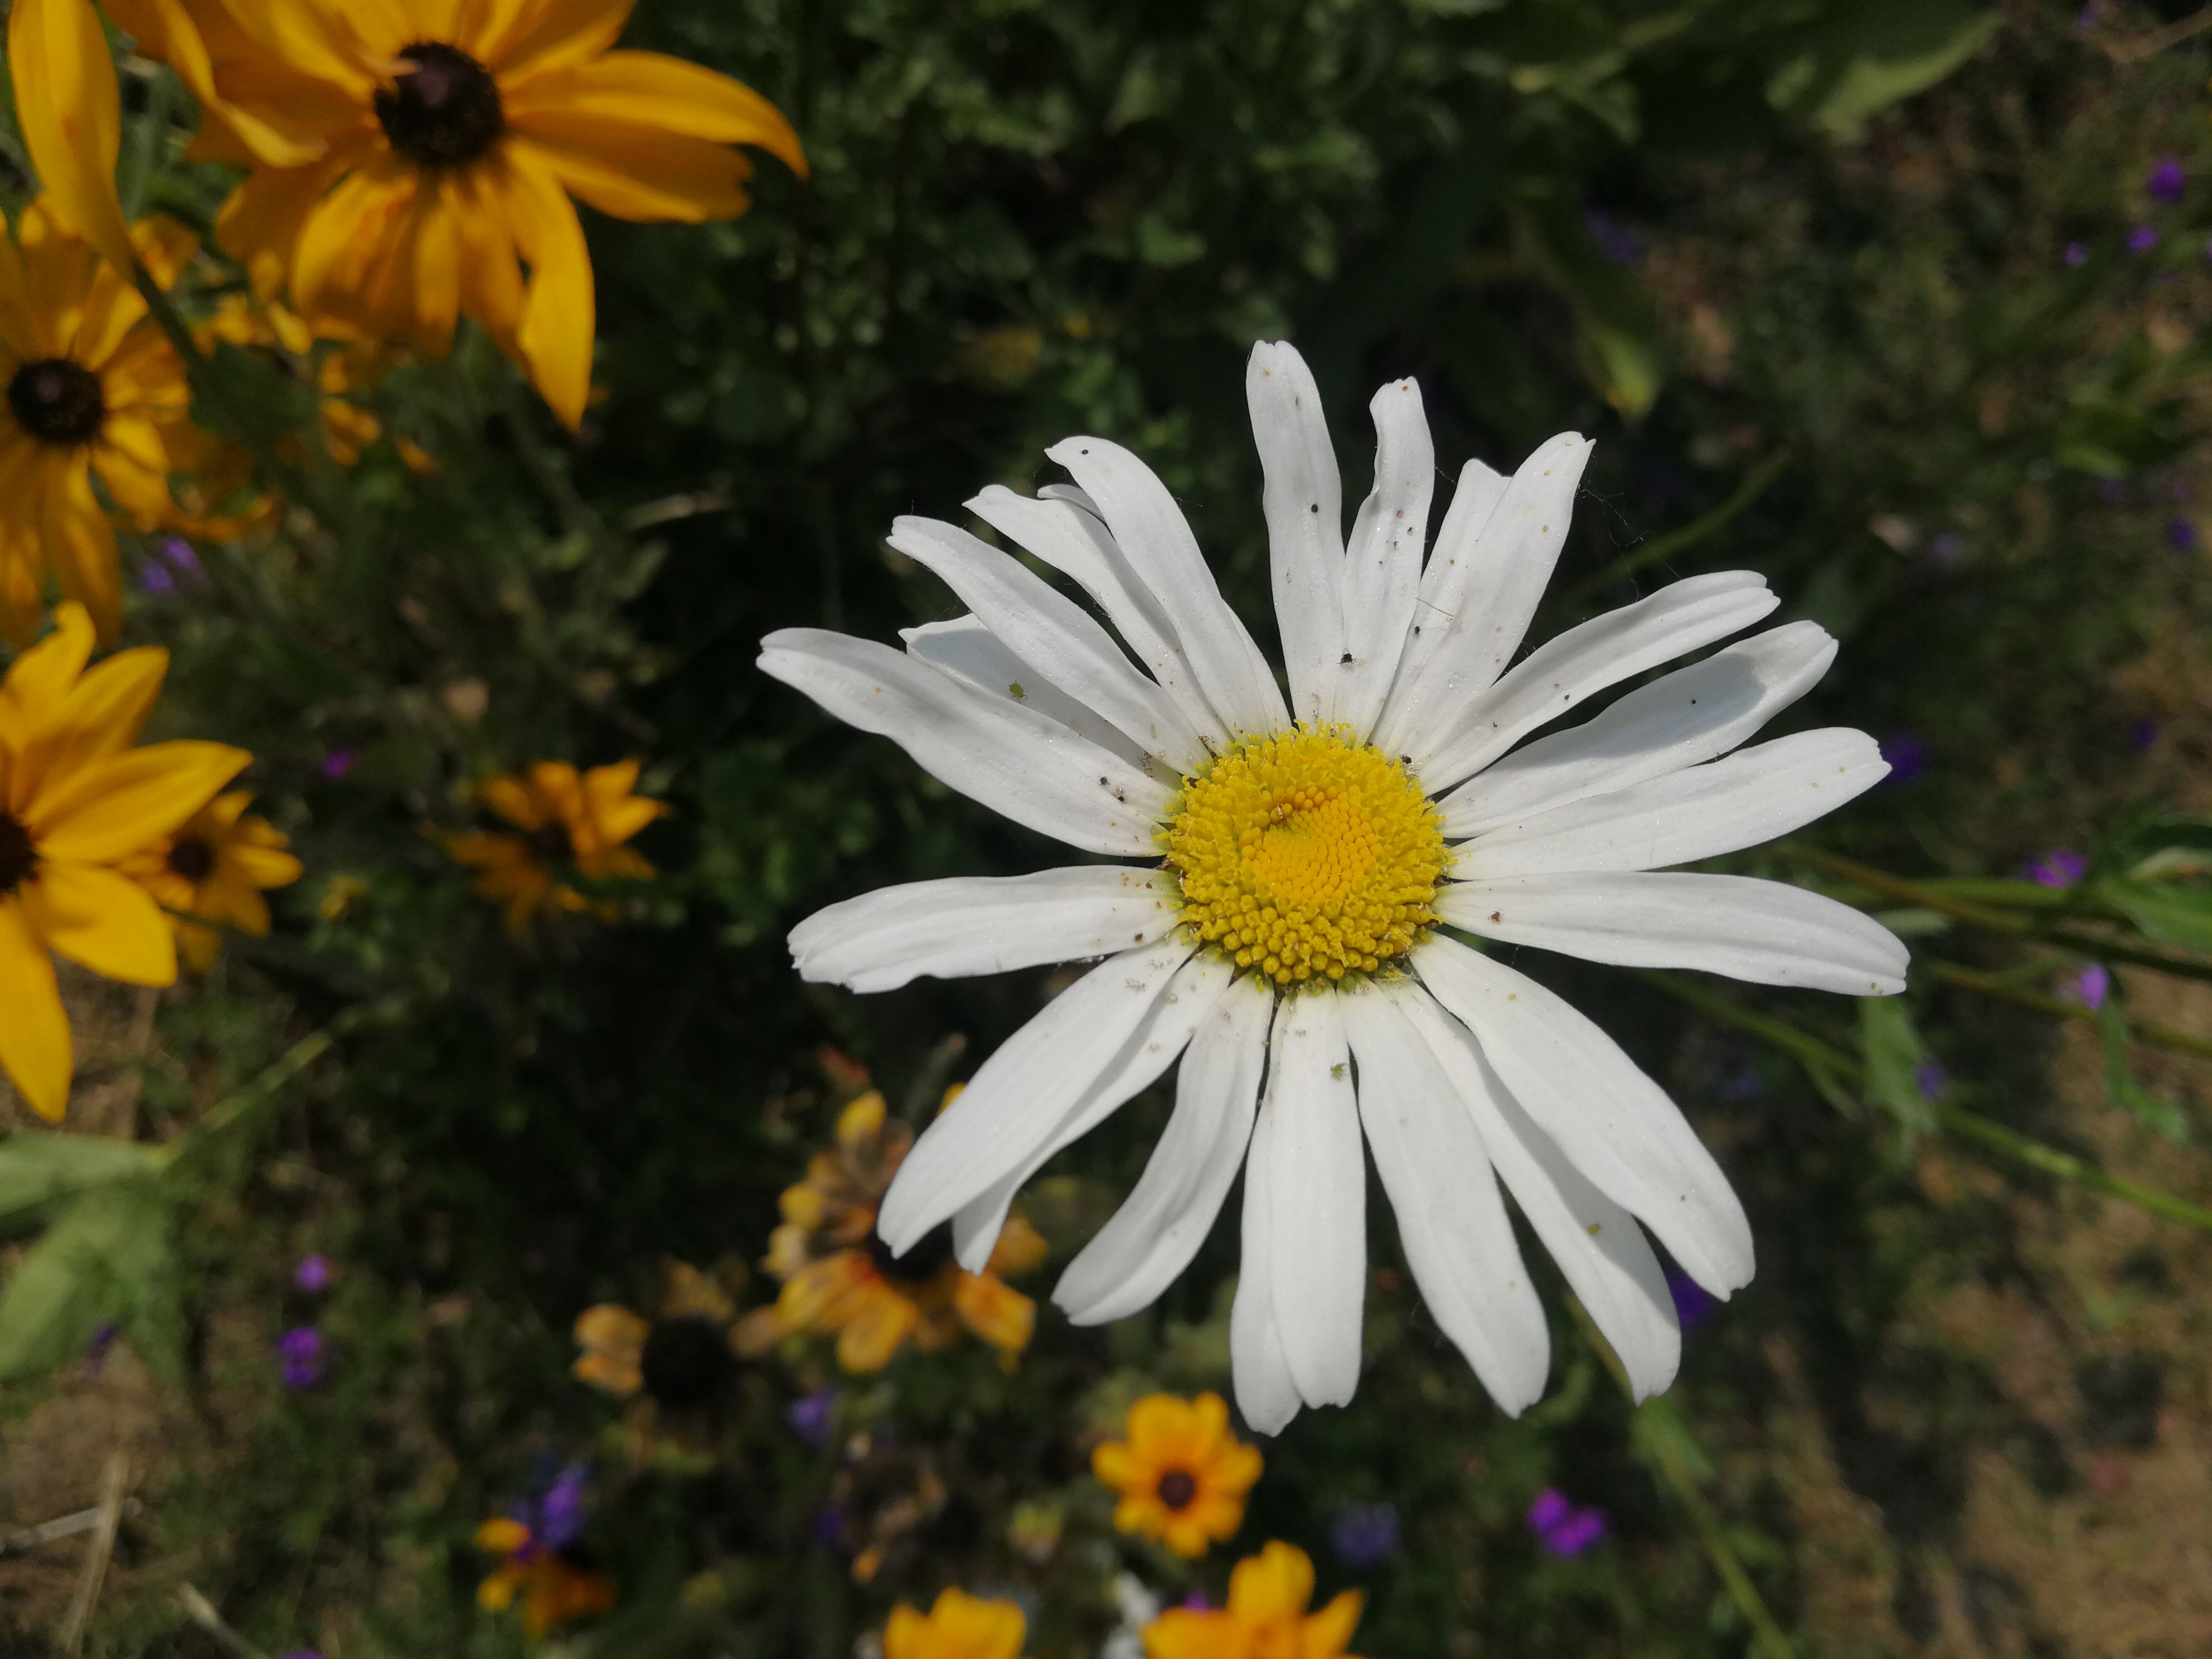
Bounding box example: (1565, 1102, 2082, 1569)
(480, 0, 637, 79)
(37, 450, 123, 643)
(292, 159, 418, 328)
(476, 1517, 532, 1555)
(25, 861, 177, 985)
(0, 899, 71, 1119)
(405, 175, 464, 355)
(506, 51, 806, 177)
(0, 600, 96, 735)
(104, 0, 328, 166)
(1229, 1541, 1316, 1623)
(951, 1272, 1035, 1355)
(214, 160, 350, 299)
(1300, 1591, 1364, 1659)
(28, 740, 251, 862)
(1142, 1609, 1231, 1659)
(836, 1286, 919, 1374)
(8, 0, 134, 271)
(507, 122, 752, 225)
(496, 151, 595, 428)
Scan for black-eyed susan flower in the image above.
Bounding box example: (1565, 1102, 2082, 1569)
(571, 1260, 743, 1462)
(738, 1090, 1045, 1374)
(1093, 1392, 1261, 1558)
(120, 791, 303, 971)
(1142, 1541, 1364, 1659)
(0, 603, 246, 1118)
(67, 0, 806, 427)
(883, 1588, 1027, 1659)
(763, 339, 1910, 1433)
(0, 202, 201, 644)
(476, 1462, 615, 1638)
(441, 759, 663, 935)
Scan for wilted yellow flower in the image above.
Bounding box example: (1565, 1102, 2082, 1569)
(1093, 1392, 1262, 1558)
(441, 759, 664, 934)
(0, 603, 247, 1117)
(738, 1090, 1046, 1374)
(1143, 1542, 1365, 1659)
(0, 202, 201, 644)
(474, 1517, 615, 1639)
(119, 790, 303, 971)
(883, 1588, 1027, 1659)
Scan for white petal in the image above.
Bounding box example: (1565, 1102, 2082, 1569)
(950, 953, 1234, 1270)
(1342, 981, 1549, 1414)
(1452, 728, 1889, 880)
(891, 516, 1212, 774)
(1258, 989, 1364, 1408)
(761, 628, 1171, 855)
(1230, 1090, 1303, 1435)
(790, 866, 1177, 993)
(1055, 972, 1273, 1325)
(903, 617, 1151, 770)
(1438, 872, 1909, 996)
(1246, 341, 1346, 726)
(876, 939, 1196, 1252)
(1395, 988, 1681, 1400)
(1046, 436, 1290, 739)
(1372, 433, 1592, 764)
(1413, 933, 1753, 1294)
(965, 485, 1226, 751)
(1417, 573, 1779, 789)
(1333, 377, 1434, 740)
(1439, 622, 1836, 837)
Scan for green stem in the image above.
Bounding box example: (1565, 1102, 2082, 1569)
(1781, 845, 2212, 987)
(1927, 959, 2212, 1061)
(1567, 1300, 1796, 1659)
(1560, 449, 1790, 604)
(1638, 971, 2212, 1238)
(172, 1001, 398, 1161)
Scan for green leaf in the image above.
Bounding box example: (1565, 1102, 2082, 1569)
(2095, 1000, 2191, 1146)
(1860, 997, 1936, 1146)
(0, 1184, 181, 1383)
(1763, 1, 1999, 134)
(0, 1132, 167, 1234)
(2095, 881, 2212, 954)
(1514, 198, 1667, 418)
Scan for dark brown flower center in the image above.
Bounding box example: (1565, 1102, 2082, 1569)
(638, 1314, 735, 1410)
(525, 820, 574, 866)
(0, 812, 35, 894)
(1156, 1469, 1197, 1511)
(167, 837, 216, 882)
(865, 1222, 957, 1289)
(373, 42, 503, 168)
(7, 358, 105, 447)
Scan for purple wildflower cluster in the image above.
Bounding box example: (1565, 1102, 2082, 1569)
(1330, 1503, 1400, 1566)
(787, 1387, 840, 1447)
(2026, 850, 2085, 890)
(1527, 1489, 1608, 1558)
(278, 1327, 324, 1389)
(138, 537, 202, 596)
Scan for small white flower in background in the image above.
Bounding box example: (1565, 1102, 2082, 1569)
(1103, 1571, 1162, 1659)
(759, 341, 1906, 1433)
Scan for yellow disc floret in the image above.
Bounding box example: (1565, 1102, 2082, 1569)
(1163, 726, 1444, 986)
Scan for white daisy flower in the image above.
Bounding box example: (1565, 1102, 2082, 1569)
(759, 341, 1905, 1433)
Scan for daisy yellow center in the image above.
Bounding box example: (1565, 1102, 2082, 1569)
(1164, 727, 1444, 986)
(375, 43, 503, 168)
(7, 358, 104, 447)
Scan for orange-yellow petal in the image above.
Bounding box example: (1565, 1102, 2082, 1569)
(0, 900, 71, 1118)
(480, 0, 638, 80)
(833, 1282, 919, 1374)
(951, 1271, 1035, 1356)
(8, 0, 134, 271)
(497, 150, 595, 429)
(1300, 1590, 1365, 1659)
(27, 740, 251, 862)
(23, 861, 178, 985)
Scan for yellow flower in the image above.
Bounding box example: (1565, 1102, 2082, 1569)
(474, 1517, 615, 1639)
(0, 201, 199, 644)
(0, 603, 248, 1118)
(441, 758, 664, 935)
(118, 790, 303, 971)
(883, 1588, 1027, 1659)
(1143, 1542, 1365, 1659)
(572, 1259, 738, 1406)
(738, 1090, 1047, 1374)
(107, 0, 809, 426)
(1093, 1392, 1262, 1558)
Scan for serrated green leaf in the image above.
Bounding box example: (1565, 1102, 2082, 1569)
(0, 1184, 183, 1384)
(0, 1132, 168, 1234)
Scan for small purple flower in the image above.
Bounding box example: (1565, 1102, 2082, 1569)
(809, 1506, 847, 1550)
(2128, 719, 2158, 751)
(1583, 207, 1644, 266)
(294, 1254, 332, 1292)
(1915, 1060, 1947, 1101)
(787, 1388, 839, 1447)
(1716, 1062, 1762, 1103)
(2075, 964, 2111, 1010)
(1178, 1592, 1214, 1612)
(319, 750, 356, 782)
(2063, 241, 2089, 267)
(277, 1326, 324, 1389)
(537, 1462, 590, 1552)
(1665, 1264, 1717, 1332)
(1527, 1490, 1609, 1558)
(2149, 158, 2186, 205)
(139, 561, 174, 596)
(278, 1652, 323, 1659)
(2128, 224, 2160, 255)
(2027, 850, 2086, 889)
(1880, 733, 1927, 785)
(2169, 518, 2199, 553)
(1930, 532, 1962, 565)
(2074, 1, 2100, 29)
(84, 1321, 119, 1376)
(1331, 1503, 1399, 1566)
